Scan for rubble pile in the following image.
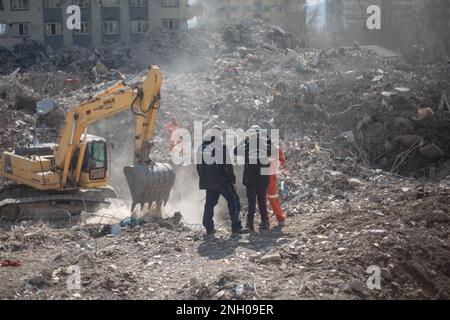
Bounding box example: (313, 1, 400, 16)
(187, 271, 256, 300)
(0, 19, 449, 300)
(2, 22, 446, 181)
(0, 40, 47, 74)
(0, 27, 222, 76)
(286, 172, 450, 299)
(1, 18, 448, 187)
(0, 76, 41, 151)
(221, 19, 304, 50)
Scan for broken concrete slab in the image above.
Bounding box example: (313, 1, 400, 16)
(260, 251, 282, 264)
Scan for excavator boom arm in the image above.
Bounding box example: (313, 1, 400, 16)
(54, 65, 163, 187)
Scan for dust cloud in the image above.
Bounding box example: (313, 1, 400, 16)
(163, 165, 204, 225)
(84, 198, 130, 225)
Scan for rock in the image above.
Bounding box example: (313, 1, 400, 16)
(347, 178, 366, 188)
(208, 285, 219, 297)
(368, 194, 381, 203)
(349, 279, 366, 294)
(338, 282, 352, 294)
(8, 240, 24, 252)
(189, 277, 200, 287)
(342, 130, 355, 143)
(215, 290, 226, 299)
(249, 253, 261, 262)
(357, 113, 373, 131)
(108, 264, 118, 271)
(381, 269, 393, 281)
(26, 275, 47, 287)
(260, 252, 282, 264)
(23, 113, 36, 124)
(147, 223, 160, 230)
(235, 284, 244, 298)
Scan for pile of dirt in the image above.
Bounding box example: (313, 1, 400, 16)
(221, 19, 304, 50)
(0, 19, 449, 300)
(2, 19, 448, 184)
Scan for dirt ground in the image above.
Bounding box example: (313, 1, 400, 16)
(1, 170, 449, 300)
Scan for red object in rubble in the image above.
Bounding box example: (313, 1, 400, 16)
(1, 259, 21, 267)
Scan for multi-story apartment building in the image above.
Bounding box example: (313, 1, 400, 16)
(0, 0, 202, 48)
(203, 0, 306, 35)
(324, 0, 450, 49)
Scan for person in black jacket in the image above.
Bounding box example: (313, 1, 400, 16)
(197, 127, 247, 237)
(234, 125, 272, 232)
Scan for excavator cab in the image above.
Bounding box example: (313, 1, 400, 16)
(70, 136, 109, 189)
(83, 142, 107, 172)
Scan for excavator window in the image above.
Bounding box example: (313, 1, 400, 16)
(83, 142, 107, 170)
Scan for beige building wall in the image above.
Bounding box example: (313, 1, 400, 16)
(0, 0, 44, 47)
(149, 0, 189, 29)
(0, 0, 202, 49)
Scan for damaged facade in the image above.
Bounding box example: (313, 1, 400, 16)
(202, 0, 306, 35)
(0, 0, 202, 48)
(325, 0, 450, 51)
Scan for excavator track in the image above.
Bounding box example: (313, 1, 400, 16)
(0, 184, 117, 223)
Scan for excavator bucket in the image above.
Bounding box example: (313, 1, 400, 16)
(123, 163, 176, 211)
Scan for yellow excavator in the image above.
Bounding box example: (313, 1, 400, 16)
(0, 65, 175, 222)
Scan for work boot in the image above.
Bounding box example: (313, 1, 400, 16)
(245, 217, 255, 233)
(260, 220, 270, 231)
(245, 222, 255, 233)
(231, 226, 250, 236)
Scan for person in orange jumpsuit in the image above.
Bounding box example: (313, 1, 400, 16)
(267, 144, 287, 226)
(164, 118, 183, 152)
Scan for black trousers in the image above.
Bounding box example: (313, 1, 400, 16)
(203, 184, 242, 233)
(246, 187, 268, 223)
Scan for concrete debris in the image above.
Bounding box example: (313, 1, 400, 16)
(259, 251, 282, 264)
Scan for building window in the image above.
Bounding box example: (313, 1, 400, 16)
(11, 0, 29, 10)
(102, 0, 119, 7)
(74, 21, 90, 35)
(45, 22, 62, 36)
(161, 0, 179, 8)
(131, 0, 146, 7)
(131, 20, 148, 34)
(103, 20, 119, 34)
(12, 22, 30, 36)
(162, 19, 180, 30)
(72, 0, 89, 8)
(0, 23, 7, 37)
(0, 0, 4, 10)
(44, 0, 62, 8)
